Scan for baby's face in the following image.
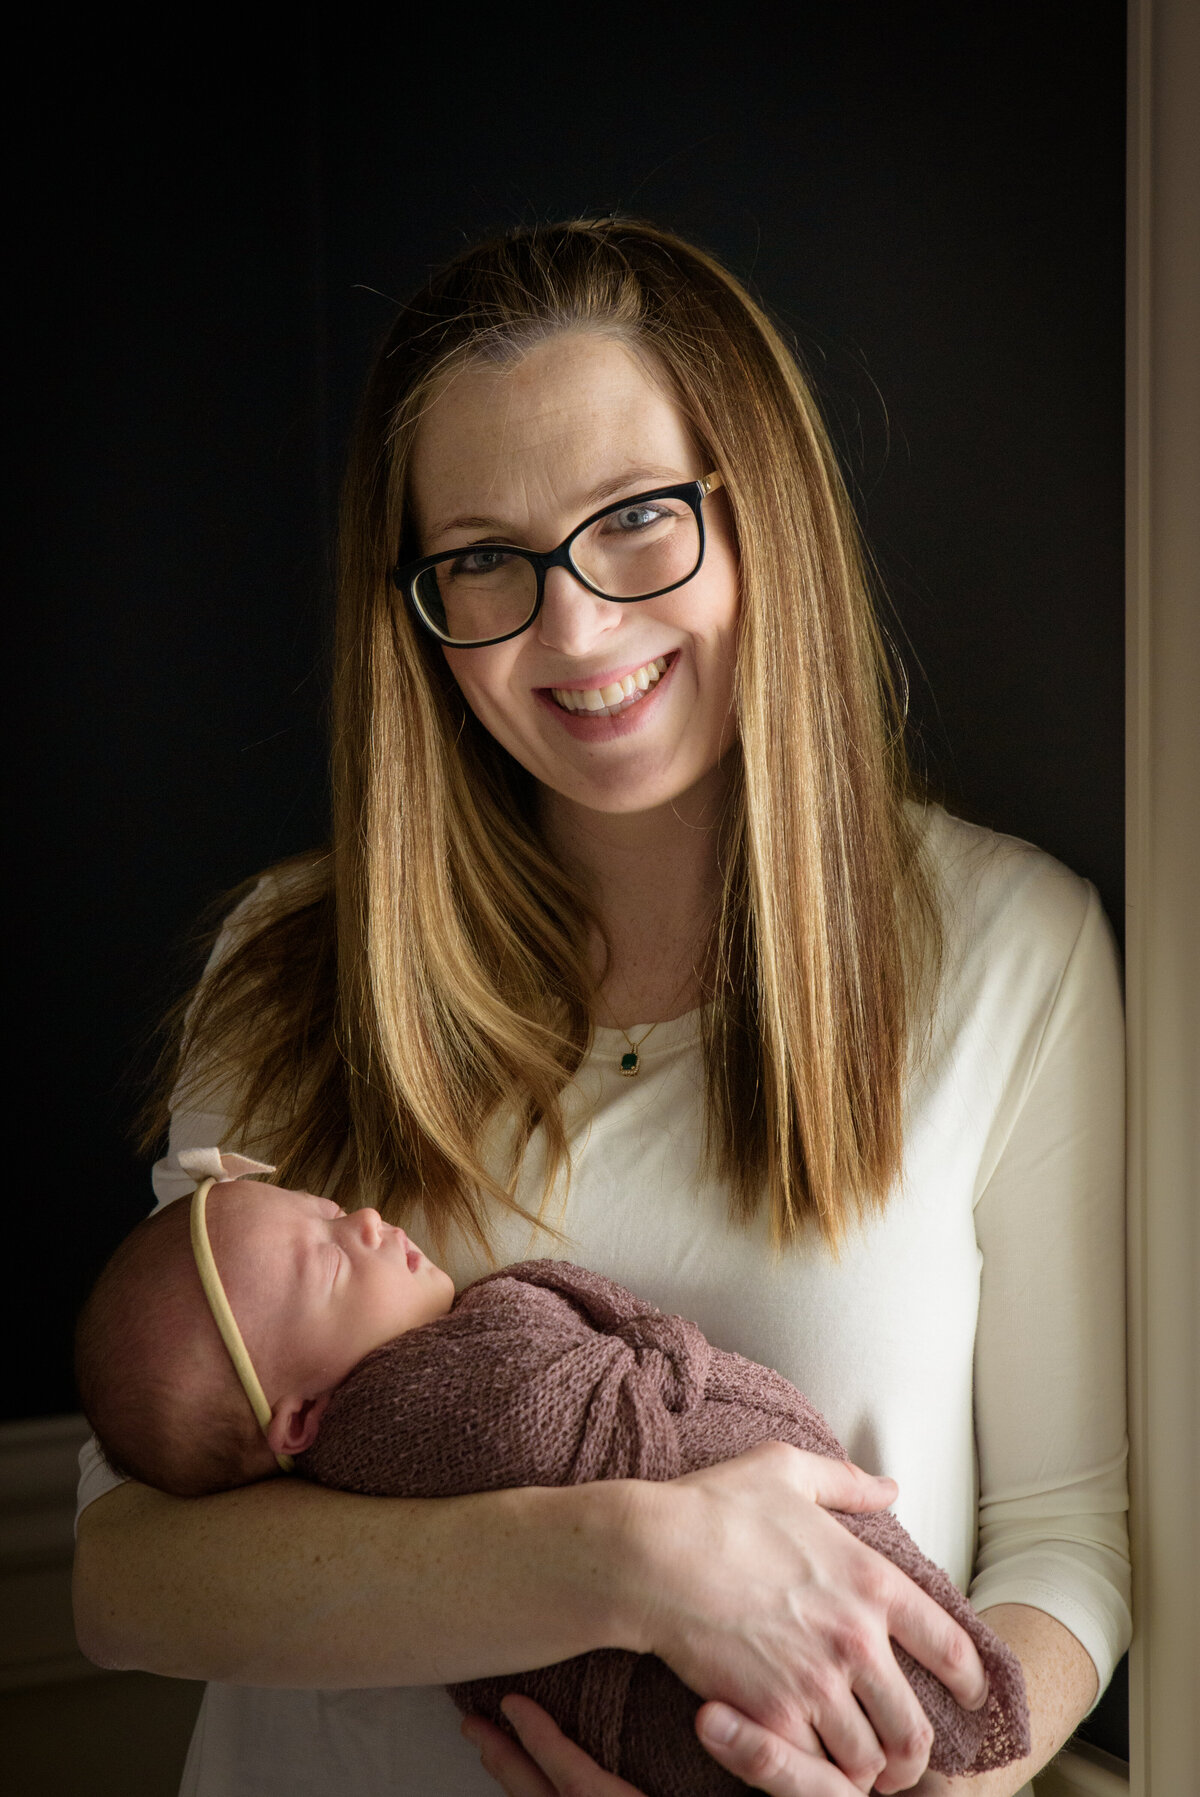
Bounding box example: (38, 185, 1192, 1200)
(210, 1182, 455, 1406)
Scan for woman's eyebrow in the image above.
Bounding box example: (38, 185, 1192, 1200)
(426, 467, 689, 543)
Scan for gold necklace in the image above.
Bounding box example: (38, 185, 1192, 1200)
(596, 966, 700, 1077)
(612, 1018, 664, 1078)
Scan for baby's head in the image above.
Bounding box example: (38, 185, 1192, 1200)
(75, 1169, 455, 1496)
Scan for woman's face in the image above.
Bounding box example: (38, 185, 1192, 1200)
(408, 332, 740, 819)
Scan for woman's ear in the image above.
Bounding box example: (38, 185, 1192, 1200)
(267, 1391, 332, 1456)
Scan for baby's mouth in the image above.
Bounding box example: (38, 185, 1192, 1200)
(548, 655, 671, 720)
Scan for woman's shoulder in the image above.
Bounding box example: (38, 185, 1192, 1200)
(195, 849, 333, 991)
(150, 853, 334, 1212)
(914, 801, 1101, 964)
(903, 807, 1121, 1133)
(910, 803, 1119, 1051)
(214, 851, 332, 948)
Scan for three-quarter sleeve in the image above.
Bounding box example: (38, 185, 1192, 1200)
(969, 884, 1130, 1695)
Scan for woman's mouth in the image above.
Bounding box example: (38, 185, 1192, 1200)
(548, 654, 672, 720)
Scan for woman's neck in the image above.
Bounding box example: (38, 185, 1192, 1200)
(538, 766, 731, 1029)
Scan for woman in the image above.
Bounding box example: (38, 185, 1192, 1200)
(73, 220, 1129, 1797)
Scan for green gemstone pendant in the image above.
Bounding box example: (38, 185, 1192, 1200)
(619, 1050, 640, 1077)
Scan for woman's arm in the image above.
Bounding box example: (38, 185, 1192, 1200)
(74, 1440, 985, 1796)
(74, 1472, 641, 1687)
(921, 1603, 1096, 1797)
(967, 884, 1130, 1677)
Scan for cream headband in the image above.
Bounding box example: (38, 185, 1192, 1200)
(177, 1147, 294, 1475)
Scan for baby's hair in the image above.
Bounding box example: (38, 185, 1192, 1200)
(75, 1198, 271, 1496)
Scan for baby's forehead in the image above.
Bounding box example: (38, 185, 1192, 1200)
(210, 1180, 326, 1242)
(206, 1183, 330, 1307)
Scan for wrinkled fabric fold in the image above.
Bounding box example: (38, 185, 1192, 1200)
(300, 1260, 1029, 1794)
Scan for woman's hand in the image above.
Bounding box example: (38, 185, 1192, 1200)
(465, 1694, 922, 1796)
(619, 1441, 988, 1796)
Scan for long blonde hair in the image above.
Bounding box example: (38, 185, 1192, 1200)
(151, 218, 940, 1255)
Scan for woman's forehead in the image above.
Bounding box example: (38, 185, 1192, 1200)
(409, 332, 695, 540)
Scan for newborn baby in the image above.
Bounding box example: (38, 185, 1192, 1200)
(76, 1150, 457, 1494)
(76, 1152, 1030, 1793)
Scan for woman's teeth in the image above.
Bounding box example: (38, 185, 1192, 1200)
(552, 656, 669, 717)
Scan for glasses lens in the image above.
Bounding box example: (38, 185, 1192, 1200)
(572, 497, 701, 599)
(413, 550, 539, 645)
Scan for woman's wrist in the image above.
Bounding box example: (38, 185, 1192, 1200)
(548, 1475, 663, 1658)
(589, 1473, 721, 1660)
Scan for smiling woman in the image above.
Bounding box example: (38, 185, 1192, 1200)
(73, 220, 1128, 1797)
(180, 223, 937, 1263)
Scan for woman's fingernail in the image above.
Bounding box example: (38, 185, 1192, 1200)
(700, 1704, 739, 1746)
(461, 1719, 482, 1747)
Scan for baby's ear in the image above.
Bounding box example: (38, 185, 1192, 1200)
(267, 1392, 332, 1457)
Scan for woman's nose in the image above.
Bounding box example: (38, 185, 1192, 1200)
(534, 564, 622, 656)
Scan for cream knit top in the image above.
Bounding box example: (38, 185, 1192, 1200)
(76, 806, 1130, 1797)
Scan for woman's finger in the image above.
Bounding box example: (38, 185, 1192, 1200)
(799, 1684, 890, 1795)
(846, 1658, 936, 1795)
(461, 1712, 557, 1797)
(799, 1455, 900, 1516)
(465, 1698, 648, 1796)
(886, 1580, 988, 1714)
(696, 1703, 872, 1797)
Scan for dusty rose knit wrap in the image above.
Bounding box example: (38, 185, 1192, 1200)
(299, 1261, 1029, 1793)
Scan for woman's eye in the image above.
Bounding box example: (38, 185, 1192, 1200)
(610, 504, 665, 532)
(451, 547, 514, 576)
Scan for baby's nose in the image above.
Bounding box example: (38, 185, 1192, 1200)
(356, 1207, 384, 1243)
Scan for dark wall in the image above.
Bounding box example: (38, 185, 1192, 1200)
(13, 0, 1127, 1406)
(11, 0, 1126, 1751)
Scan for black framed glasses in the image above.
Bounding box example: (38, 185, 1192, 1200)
(393, 471, 725, 648)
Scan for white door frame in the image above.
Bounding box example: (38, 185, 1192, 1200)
(1045, 10, 1197, 1789)
(1124, 1, 1200, 1795)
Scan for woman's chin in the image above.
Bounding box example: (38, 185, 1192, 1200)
(536, 751, 733, 821)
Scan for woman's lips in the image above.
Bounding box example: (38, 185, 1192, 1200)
(537, 652, 678, 737)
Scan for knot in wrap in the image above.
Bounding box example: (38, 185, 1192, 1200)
(476, 1262, 712, 1483)
(612, 1311, 710, 1415)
